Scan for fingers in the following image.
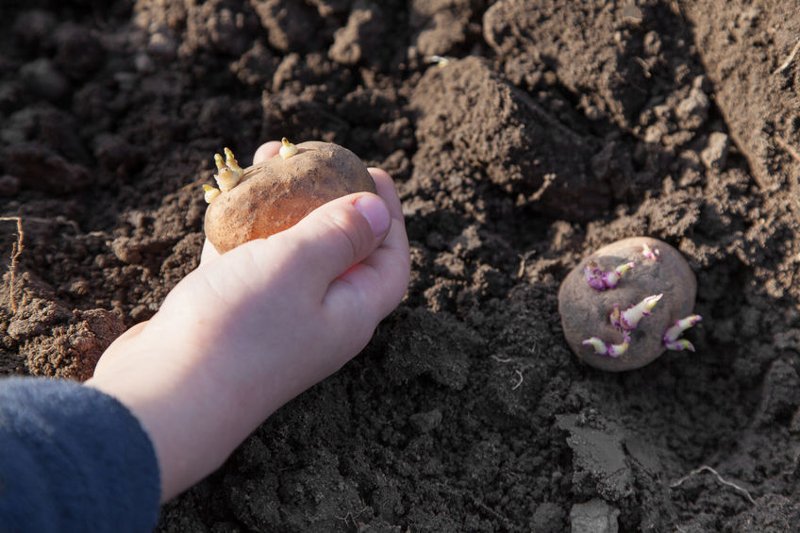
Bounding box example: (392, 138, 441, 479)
(368, 167, 403, 221)
(200, 239, 220, 265)
(325, 219, 410, 321)
(253, 141, 281, 164)
(261, 192, 392, 296)
(324, 170, 410, 322)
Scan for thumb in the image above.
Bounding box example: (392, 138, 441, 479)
(264, 192, 392, 295)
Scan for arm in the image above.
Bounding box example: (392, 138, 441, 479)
(0, 377, 159, 532)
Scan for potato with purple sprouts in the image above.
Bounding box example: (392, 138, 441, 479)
(558, 236, 700, 372)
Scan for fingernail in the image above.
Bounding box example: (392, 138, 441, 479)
(354, 195, 391, 237)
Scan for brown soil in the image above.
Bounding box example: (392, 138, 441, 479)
(2, 1, 799, 531)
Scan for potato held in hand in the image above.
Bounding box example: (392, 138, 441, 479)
(203, 140, 377, 253)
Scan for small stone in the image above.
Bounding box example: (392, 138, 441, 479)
(621, 4, 643, 25)
(307, 0, 351, 17)
(0, 175, 21, 197)
(68, 279, 91, 297)
(55, 24, 106, 79)
(701, 132, 730, 170)
(693, 75, 709, 91)
(111, 236, 141, 265)
(676, 87, 709, 130)
(0, 82, 22, 114)
(644, 122, 668, 144)
(410, 0, 470, 57)
(13, 10, 57, 50)
(329, 3, 385, 65)
(231, 41, 277, 87)
(252, 0, 321, 53)
(134, 53, 154, 73)
(409, 409, 443, 433)
(532, 502, 566, 533)
(643, 31, 661, 56)
(19, 59, 70, 101)
(570, 499, 620, 533)
(147, 32, 177, 60)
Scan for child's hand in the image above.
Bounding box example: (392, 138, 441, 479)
(87, 141, 410, 502)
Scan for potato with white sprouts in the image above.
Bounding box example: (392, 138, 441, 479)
(558, 236, 701, 372)
(203, 139, 377, 253)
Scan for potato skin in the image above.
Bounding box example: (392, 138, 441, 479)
(558, 237, 697, 372)
(204, 141, 376, 253)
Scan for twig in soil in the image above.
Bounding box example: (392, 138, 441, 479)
(773, 39, 800, 75)
(528, 173, 556, 202)
(516, 250, 536, 279)
(472, 497, 512, 525)
(336, 505, 369, 528)
(670, 0, 684, 19)
(491, 355, 512, 363)
(670, 465, 756, 505)
(0, 217, 24, 313)
(511, 369, 524, 390)
(635, 57, 652, 78)
(775, 136, 800, 165)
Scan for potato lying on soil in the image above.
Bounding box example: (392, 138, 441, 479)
(558, 237, 699, 372)
(203, 140, 376, 253)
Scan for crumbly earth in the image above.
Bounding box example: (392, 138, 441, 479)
(1, 1, 799, 531)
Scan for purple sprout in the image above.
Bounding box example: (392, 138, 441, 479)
(641, 242, 660, 261)
(584, 295, 662, 358)
(582, 331, 631, 358)
(584, 260, 635, 291)
(663, 315, 703, 351)
(609, 294, 663, 331)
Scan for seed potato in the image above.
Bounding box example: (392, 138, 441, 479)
(558, 237, 698, 372)
(204, 141, 376, 253)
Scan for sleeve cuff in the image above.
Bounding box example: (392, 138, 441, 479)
(0, 377, 161, 532)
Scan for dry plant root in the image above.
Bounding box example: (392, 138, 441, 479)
(203, 139, 376, 253)
(0, 216, 24, 313)
(670, 465, 756, 505)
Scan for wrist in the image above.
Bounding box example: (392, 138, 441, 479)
(87, 346, 248, 502)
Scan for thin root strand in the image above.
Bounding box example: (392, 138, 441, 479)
(775, 136, 800, 165)
(774, 39, 800, 75)
(511, 369, 524, 390)
(0, 216, 24, 314)
(670, 465, 756, 505)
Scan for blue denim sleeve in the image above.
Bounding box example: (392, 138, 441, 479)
(0, 377, 160, 532)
